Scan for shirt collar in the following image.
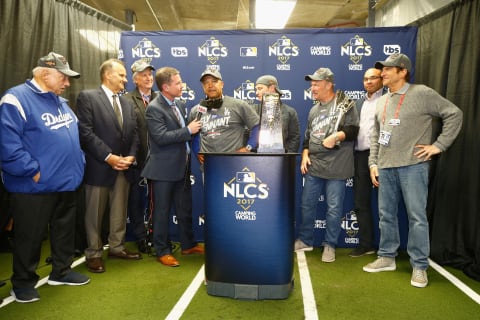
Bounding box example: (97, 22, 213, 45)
(101, 85, 115, 98)
(388, 83, 410, 96)
(161, 93, 175, 106)
(365, 88, 384, 101)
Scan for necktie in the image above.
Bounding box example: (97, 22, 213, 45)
(171, 103, 190, 155)
(171, 103, 181, 125)
(112, 95, 123, 128)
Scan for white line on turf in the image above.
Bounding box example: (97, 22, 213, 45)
(165, 264, 205, 320)
(429, 258, 480, 304)
(296, 251, 319, 320)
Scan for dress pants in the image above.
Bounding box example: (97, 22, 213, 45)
(150, 176, 195, 257)
(353, 150, 376, 249)
(84, 172, 130, 258)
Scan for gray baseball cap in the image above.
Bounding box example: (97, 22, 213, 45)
(37, 52, 80, 78)
(131, 59, 155, 73)
(256, 75, 283, 95)
(305, 67, 334, 82)
(375, 53, 412, 72)
(200, 68, 222, 82)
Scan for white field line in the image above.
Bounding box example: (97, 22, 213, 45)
(429, 258, 480, 304)
(165, 264, 205, 320)
(296, 251, 319, 320)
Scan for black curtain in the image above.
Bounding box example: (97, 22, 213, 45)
(0, 0, 131, 108)
(413, 0, 480, 280)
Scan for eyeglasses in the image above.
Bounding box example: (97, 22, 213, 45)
(363, 76, 382, 82)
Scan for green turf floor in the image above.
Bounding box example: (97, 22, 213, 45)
(1, 242, 479, 319)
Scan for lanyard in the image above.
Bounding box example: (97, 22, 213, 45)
(382, 94, 405, 125)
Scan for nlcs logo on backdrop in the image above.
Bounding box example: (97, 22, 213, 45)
(342, 210, 360, 244)
(181, 83, 196, 101)
(198, 37, 228, 65)
(269, 35, 299, 67)
(341, 35, 372, 65)
(233, 81, 256, 104)
(132, 38, 161, 59)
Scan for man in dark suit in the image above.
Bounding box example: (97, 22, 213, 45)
(142, 66, 203, 267)
(77, 58, 141, 273)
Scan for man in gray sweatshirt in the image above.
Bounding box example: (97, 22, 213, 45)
(362, 53, 463, 288)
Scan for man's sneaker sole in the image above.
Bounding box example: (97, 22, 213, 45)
(411, 279, 428, 288)
(47, 278, 90, 286)
(295, 247, 313, 252)
(349, 249, 376, 257)
(10, 289, 40, 303)
(363, 264, 396, 272)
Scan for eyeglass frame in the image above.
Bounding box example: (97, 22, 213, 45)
(363, 76, 382, 82)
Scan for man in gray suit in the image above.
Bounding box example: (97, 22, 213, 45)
(77, 59, 141, 274)
(142, 67, 203, 267)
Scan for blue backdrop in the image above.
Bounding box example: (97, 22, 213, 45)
(120, 27, 416, 248)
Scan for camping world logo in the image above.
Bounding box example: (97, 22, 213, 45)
(269, 35, 299, 64)
(198, 37, 228, 64)
(341, 35, 372, 64)
(132, 38, 161, 59)
(224, 168, 269, 221)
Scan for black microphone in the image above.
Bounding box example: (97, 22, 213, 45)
(196, 105, 207, 120)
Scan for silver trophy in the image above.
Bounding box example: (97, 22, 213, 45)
(257, 93, 284, 153)
(324, 90, 355, 147)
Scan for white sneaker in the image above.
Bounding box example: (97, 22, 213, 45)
(294, 239, 313, 252)
(363, 257, 396, 272)
(321, 245, 335, 262)
(411, 268, 428, 288)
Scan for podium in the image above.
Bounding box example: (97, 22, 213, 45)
(203, 153, 296, 300)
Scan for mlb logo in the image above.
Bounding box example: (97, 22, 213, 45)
(139, 40, 153, 48)
(240, 47, 257, 57)
(236, 172, 256, 183)
(350, 37, 364, 46)
(206, 39, 219, 47)
(241, 82, 254, 90)
(278, 38, 291, 46)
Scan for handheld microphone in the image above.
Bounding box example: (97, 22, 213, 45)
(196, 105, 207, 120)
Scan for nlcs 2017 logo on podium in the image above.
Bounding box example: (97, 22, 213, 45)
(223, 168, 270, 221)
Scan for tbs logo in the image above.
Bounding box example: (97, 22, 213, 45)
(383, 45, 401, 55)
(171, 47, 188, 57)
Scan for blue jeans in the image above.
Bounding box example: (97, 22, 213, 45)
(297, 174, 346, 248)
(377, 162, 430, 269)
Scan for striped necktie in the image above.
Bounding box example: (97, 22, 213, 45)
(112, 95, 123, 128)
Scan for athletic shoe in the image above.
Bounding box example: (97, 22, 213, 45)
(363, 257, 396, 272)
(411, 268, 428, 288)
(47, 271, 90, 286)
(10, 288, 40, 303)
(321, 244, 335, 262)
(348, 247, 376, 257)
(294, 239, 313, 252)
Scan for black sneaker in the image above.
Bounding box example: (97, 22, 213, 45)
(11, 288, 40, 303)
(47, 271, 90, 286)
(349, 247, 376, 257)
